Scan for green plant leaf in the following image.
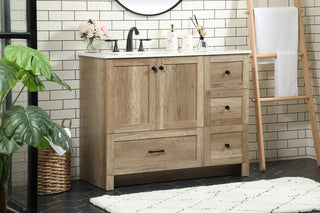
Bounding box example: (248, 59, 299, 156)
(35, 138, 50, 150)
(2, 105, 52, 146)
(4, 45, 52, 79)
(0, 60, 17, 96)
(49, 73, 71, 91)
(20, 70, 45, 92)
(0, 129, 21, 155)
(46, 122, 73, 154)
(2, 105, 72, 153)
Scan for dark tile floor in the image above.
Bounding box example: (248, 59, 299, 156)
(37, 158, 320, 213)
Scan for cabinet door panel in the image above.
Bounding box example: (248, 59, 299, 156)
(107, 59, 157, 133)
(158, 57, 203, 129)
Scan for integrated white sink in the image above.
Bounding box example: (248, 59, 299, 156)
(112, 51, 152, 56)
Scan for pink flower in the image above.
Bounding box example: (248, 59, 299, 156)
(101, 26, 108, 34)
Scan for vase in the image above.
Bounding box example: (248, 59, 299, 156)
(84, 39, 98, 53)
(196, 38, 207, 52)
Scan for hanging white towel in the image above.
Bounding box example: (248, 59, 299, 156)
(254, 7, 299, 97)
(275, 52, 298, 97)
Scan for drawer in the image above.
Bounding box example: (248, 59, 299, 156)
(205, 89, 248, 126)
(204, 125, 248, 166)
(210, 61, 243, 88)
(113, 131, 201, 175)
(205, 55, 249, 90)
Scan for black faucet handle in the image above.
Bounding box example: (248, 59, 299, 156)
(105, 39, 119, 52)
(138, 39, 152, 52)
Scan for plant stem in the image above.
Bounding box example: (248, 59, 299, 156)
(0, 155, 10, 213)
(0, 180, 8, 213)
(12, 83, 26, 106)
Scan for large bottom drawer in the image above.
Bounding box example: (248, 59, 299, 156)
(113, 129, 202, 175)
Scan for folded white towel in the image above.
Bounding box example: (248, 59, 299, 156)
(254, 7, 299, 97)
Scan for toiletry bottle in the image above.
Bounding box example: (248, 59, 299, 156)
(166, 24, 178, 51)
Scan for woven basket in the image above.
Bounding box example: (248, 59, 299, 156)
(37, 118, 72, 195)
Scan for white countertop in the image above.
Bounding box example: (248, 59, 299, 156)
(79, 49, 251, 59)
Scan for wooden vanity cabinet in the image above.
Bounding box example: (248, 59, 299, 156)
(80, 53, 249, 191)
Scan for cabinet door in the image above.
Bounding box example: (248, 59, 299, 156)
(106, 58, 157, 133)
(158, 57, 204, 130)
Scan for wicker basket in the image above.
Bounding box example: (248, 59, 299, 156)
(37, 118, 72, 195)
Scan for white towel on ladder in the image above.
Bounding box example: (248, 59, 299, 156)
(254, 7, 299, 97)
(275, 52, 298, 97)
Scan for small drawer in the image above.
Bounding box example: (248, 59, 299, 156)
(205, 89, 248, 126)
(210, 61, 243, 88)
(204, 125, 247, 166)
(114, 135, 199, 175)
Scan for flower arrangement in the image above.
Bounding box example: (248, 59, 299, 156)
(190, 15, 207, 50)
(79, 19, 108, 52)
(190, 15, 206, 40)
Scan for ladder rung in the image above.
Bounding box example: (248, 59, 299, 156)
(255, 52, 304, 58)
(259, 95, 309, 102)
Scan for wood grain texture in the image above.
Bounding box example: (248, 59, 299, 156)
(80, 56, 107, 189)
(106, 58, 157, 134)
(80, 53, 250, 190)
(158, 57, 203, 130)
(203, 125, 247, 167)
(114, 129, 201, 175)
(205, 89, 248, 126)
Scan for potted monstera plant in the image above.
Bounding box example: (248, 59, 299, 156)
(0, 45, 72, 213)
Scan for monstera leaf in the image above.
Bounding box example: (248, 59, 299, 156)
(46, 122, 73, 153)
(4, 45, 52, 79)
(1, 105, 71, 152)
(3, 45, 71, 91)
(0, 61, 17, 96)
(49, 73, 71, 91)
(0, 130, 21, 155)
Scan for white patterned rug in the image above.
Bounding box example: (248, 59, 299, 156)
(90, 177, 320, 213)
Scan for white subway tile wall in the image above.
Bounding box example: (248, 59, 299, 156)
(9, 0, 316, 179)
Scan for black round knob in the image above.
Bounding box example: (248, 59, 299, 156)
(159, 65, 164, 71)
(225, 143, 230, 148)
(225, 70, 231, 75)
(152, 66, 157, 73)
(225, 105, 230, 110)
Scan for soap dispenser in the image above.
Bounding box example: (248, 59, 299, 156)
(166, 24, 178, 51)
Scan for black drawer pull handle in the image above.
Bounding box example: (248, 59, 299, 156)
(225, 143, 230, 148)
(148, 149, 165, 154)
(225, 105, 230, 110)
(159, 65, 164, 71)
(225, 70, 231, 75)
(152, 66, 157, 73)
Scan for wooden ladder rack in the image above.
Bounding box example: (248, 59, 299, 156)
(246, 0, 320, 171)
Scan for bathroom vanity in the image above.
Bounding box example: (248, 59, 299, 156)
(79, 50, 250, 190)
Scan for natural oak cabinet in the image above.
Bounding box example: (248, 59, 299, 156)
(80, 52, 249, 191)
(106, 57, 203, 134)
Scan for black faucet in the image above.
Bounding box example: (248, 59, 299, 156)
(126, 27, 139, 52)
